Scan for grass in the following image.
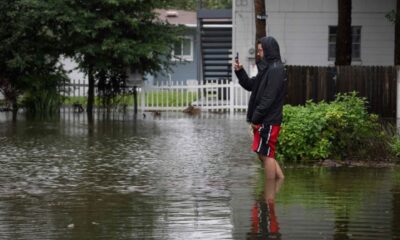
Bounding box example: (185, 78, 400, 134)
(63, 90, 199, 108)
(142, 91, 198, 107)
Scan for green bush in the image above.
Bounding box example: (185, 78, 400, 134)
(276, 92, 383, 162)
(390, 135, 400, 159)
(21, 74, 66, 115)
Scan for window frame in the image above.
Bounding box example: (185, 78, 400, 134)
(328, 26, 361, 61)
(172, 36, 194, 62)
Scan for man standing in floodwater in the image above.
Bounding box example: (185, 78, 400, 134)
(234, 36, 285, 180)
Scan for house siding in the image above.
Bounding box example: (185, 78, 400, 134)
(151, 28, 198, 85)
(265, 0, 395, 66)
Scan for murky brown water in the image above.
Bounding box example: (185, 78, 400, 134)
(0, 111, 399, 239)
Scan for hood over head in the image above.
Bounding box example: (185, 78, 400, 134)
(259, 36, 282, 64)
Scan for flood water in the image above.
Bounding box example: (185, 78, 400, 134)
(0, 112, 399, 240)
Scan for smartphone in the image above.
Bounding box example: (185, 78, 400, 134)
(235, 52, 239, 63)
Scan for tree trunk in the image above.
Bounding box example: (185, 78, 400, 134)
(87, 64, 94, 115)
(133, 86, 138, 115)
(395, 0, 400, 65)
(255, 0, 266, 60)
(12, 98, 18, 121)
(335, 0, 352, 66)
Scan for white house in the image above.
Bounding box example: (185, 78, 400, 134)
(233, 0, 396, 78)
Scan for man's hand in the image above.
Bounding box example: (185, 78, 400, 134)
(251, 123, 258, 130)
(233, 60, 242, 71)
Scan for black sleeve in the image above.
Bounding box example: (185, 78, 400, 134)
(251, 67, 283, 124)
(234, 68, 254, 92)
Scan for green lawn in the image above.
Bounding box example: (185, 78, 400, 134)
(63, 90, 198, 107)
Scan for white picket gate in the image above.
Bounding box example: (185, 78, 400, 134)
(139, 79, 250, 112)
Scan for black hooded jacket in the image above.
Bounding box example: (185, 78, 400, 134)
(235, 36, 285, 125)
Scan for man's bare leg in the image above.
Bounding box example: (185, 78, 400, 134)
(258, 154, 284, 179)
(275, 160, 285, 179)
(263, 157, 277, 179)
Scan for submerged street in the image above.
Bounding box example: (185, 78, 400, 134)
(0, 112, 399, 239)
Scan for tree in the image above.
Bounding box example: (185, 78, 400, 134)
(57, 0, 183, 114)
(335, 0, 352, 65)
(0, 0, 65, 116)
(160, 0, 232, 10)
(255, 0, 266, 61)
(0, 1, 185, 116)
(386, 0, 400, 65)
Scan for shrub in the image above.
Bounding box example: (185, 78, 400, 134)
(21, 74, 66, 115)
(390, 135, 400, 159)
(276, 92, 384, 162)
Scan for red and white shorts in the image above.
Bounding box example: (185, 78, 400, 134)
(252, 124, 281, 159)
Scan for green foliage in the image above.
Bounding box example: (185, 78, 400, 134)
(95, 70, 128, 108)
(276, 92, 383, 162)
(160, 0, 232, 10)
(390, 134, 400, 159)
(20, 72, 67, 115)
(58, 0, 183, 73)
(386, 9, 400, 24)
(0, 0, 184, 113)
(55, 0, 184, 111)
(0, 0, 63, 110)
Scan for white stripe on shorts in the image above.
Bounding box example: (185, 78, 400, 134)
(266, 125, 272, 156)
(257, 126, 263, 152)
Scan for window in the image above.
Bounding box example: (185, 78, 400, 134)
(328, 26, 361, 61)
(172, 36, 193, 61)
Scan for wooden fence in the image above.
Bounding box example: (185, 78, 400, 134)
(286, 66, 398, 118)
(63, 66, 399, 118)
